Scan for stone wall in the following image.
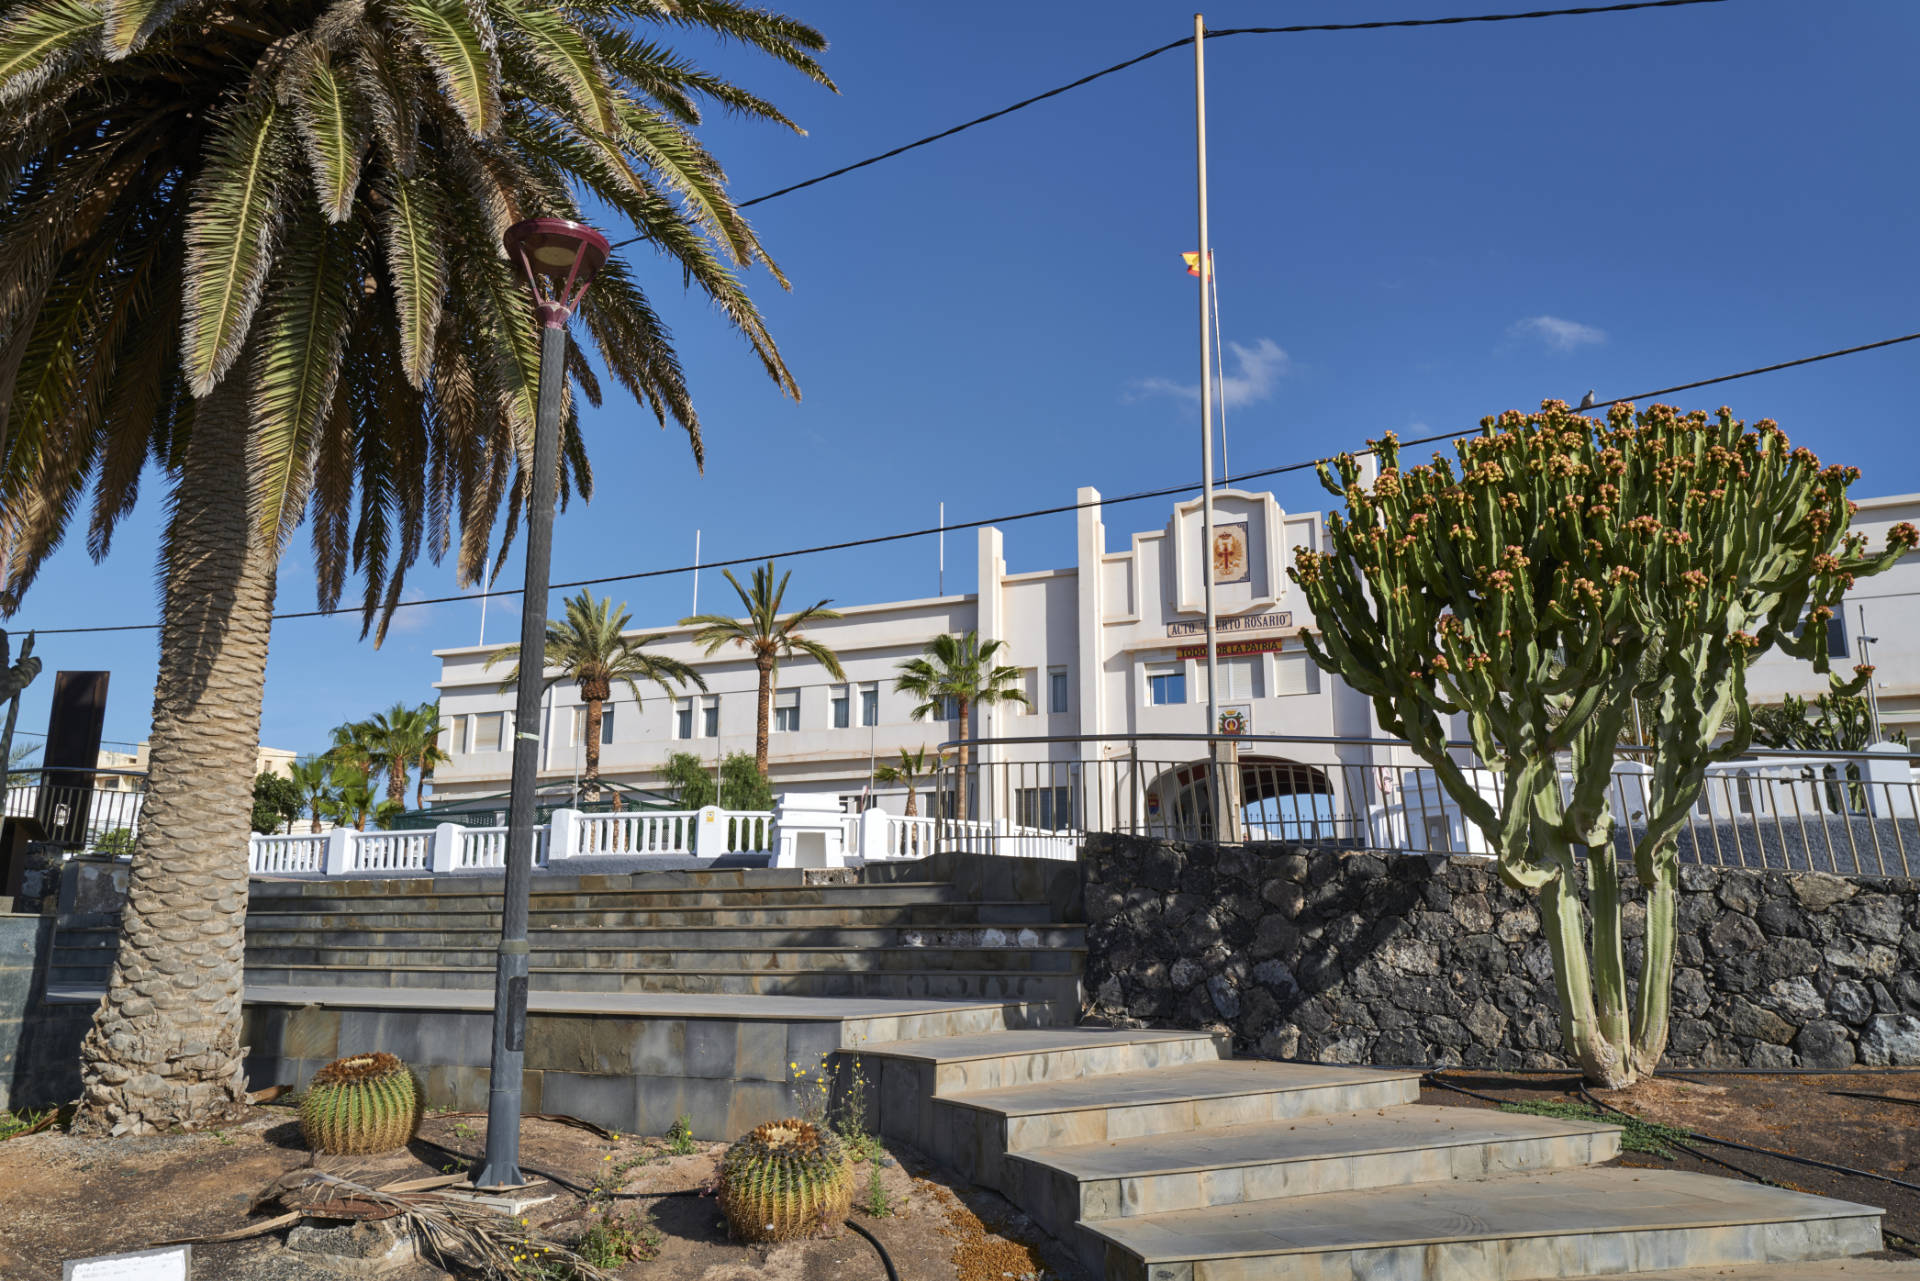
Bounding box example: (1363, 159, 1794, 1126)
(0, 914, 92, 1111)
(1080, 835, 1920, 1070)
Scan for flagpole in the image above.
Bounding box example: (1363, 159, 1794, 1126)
(938, 501, 945, 596)
(691, 529, 701, 615)
(1195, 12, 1219, 741)
(1211, 266, 1229, 484)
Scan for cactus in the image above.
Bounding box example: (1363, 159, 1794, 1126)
(1291, 402, 1916, 1087)
(716, 1118, 853, 1242)
(298, 1052, 423, 1155)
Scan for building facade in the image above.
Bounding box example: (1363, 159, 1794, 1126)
(428, 486, 1920, 821)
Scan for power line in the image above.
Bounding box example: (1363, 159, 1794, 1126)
(17, 326, 1918, 638)
(604, 0, 1732, 248)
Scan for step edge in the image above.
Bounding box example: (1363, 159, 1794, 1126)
(856, 1029, 1218, 1063)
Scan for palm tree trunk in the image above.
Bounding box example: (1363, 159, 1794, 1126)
(414, 764, 426, 810)
(583, 699, 603, 799)
(386, 762, 408, 809)
(309, 807, 321, 835)
(73, 377, 274, 1135)
(957, 699, 971, 819)
(754, 655, 774, 780)
(904, 782, 917, 817)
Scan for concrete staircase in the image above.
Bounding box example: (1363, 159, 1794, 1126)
(48, 862, 1084, 1009)
(858, 1026, 1886, 1281)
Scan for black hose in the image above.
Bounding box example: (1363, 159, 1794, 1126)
(845, 1217, 904, 1281)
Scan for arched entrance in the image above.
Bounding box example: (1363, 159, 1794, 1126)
(1142, 754, 1337, 842)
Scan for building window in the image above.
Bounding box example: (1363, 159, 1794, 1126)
(472, 712, 504, 753)
(935, 694, 961, 722)
(832, 686, 850, 729)
(448, 714, 469, 755)
(774, 689, 800, 733)
(1220, 657, 1264, 701)
(1147, 664, 1186, 706)
(1797, 608, 1848, 658)
(675, 698, 694, 740)
(1017, 785, 1074, 831)
(599, 704, 615, 744)
(860, 683, 879, 727)
(1274, 654, 1321, 697)
(1049, 667, 1070, 714)
(702, 696, 719, 738)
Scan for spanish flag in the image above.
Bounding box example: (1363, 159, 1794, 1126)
(1182, 250, 1213, 278)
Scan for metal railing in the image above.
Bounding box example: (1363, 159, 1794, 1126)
(933, 733, 1920, 878)
(2, 767, 148, 850)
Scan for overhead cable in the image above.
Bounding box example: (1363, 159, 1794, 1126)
(15, 325, 1918, 637)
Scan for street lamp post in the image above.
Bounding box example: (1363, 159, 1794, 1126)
(473, 217, 610, 1190)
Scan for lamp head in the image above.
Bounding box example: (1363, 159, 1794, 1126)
(504, 217, 611, 327)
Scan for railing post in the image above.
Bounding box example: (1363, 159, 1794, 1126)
(1863, 742, 1915, 820)
(548, 808, 582, 861)
(858, 806, 890, 862)
(430, 822, 463, 875)
(323, 827, 354, 877)
(695, 805, 727, 859)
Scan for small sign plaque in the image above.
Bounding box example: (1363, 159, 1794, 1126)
(1167, 610, 1290, 639)
(64, 1245, 190, 1281)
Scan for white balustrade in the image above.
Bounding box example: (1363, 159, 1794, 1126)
(248, 832, 328, 874)
(350, 830, 433, 871)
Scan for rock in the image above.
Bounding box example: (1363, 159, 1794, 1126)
(288, 1219, 419, 1271)
(1790, 874, 1857, 912)
(1260, 880, 1305, 915)
(1860, 1015, 1920, 1067)
(1462, 999, 1509, 1047)
(1843, 895, 1905, 945)
(1671, 967, 1712, 1018)
(1765, 976, 1824, 1025)
(1717, 876, 1763, 916)
(1451, 894, 1494, 934)
(1756, 899, 1809, 939)
(1729, 998, 1794, 1045)
(1378, 937, 1440, 976)
(1828, 979, 1875, 1025)
(1793, 1020, 1855, 1069)
(1495, 906, 1539, 943)
(1707, 914, 1765, 958)
(1824, 939, 1900, 977)
(1250, 914, 1301, 960)
(1257, 1025, 1300, 1060)
(1205, 974, 1241, 1020)
(1251, 959, 1299, 998)
(1169, 958, 1204, 990)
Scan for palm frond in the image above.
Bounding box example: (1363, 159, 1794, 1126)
(101, 0, 185, 59)
(395, 0, 501, 136)
(378, 168, 449, 388)
(0, 0, 100, 107)
(180, 96, 291, 396)
(288, 52, 368, 221)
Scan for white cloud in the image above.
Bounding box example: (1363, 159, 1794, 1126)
(1132, 337, 1291, 410)
(1510, 315, 1606, 352)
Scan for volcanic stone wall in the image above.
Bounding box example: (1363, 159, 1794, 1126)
(1080, 835, 1920, 1069)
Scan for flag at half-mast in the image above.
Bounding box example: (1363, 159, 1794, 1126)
(1182, 250, 1213, 278)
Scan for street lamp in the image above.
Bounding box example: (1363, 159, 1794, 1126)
(473, 217, 610, 1190)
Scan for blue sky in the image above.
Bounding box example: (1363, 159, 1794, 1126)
(8, 0, 1918, 760)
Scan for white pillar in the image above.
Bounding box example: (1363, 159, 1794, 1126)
(548, 808, 582, 861)
(694, 805, 728, 859)
(1864, 742, 1915, 819)
(430, 822, 463, 875)
(858, 806, 891, 862)
(323, 827, 354, 877)
(770, 794, 848, 868)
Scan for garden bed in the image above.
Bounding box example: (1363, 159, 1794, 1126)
(0, 1101, 1071, 1280)
(1425, 1067, 1920, 1254)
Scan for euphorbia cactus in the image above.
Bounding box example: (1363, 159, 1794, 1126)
(1291, 402, 1916, 1088)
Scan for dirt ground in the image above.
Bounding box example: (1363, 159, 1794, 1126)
(1425, 1067, 1920, 1255)
(0, 1103, 1075, 1281)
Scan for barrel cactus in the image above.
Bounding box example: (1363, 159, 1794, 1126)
(299, 1052, 423, 1155)
(717, 1118, 853, 1241)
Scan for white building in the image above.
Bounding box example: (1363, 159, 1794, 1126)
(428, 486, 1920, 835)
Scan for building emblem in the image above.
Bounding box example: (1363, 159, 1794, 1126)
(1212, 522, 1249, 584)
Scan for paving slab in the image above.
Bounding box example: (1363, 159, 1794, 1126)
(943, 1059, 1422, 1118)
(857, 1026, 1221, 1063)
(1627, 1263, 1920, 1278)
(1089, 1168, 1882, 1269)
(1023, 1104, 1620, 1180)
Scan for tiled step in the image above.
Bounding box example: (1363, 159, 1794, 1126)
(1002, 1106, 1621, 1234)
(236, 900, 1059, 929)
(1082, 1168, 1883, 1281)
(929, 1060, 1423, 1186)
(246, 881, 971, 912)
(239, 924, 1086, 950)
(241, 963, 1083, 1002)
(241, 945, 1083, 972)
(1627, 1263, 1920, 1279)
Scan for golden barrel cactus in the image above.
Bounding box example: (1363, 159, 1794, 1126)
(298, 1052, 423, 1155)
(717, 1119, 853, 1241)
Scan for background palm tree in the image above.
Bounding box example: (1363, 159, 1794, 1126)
(684, 562, 844, 779)
(286, 757, 337, 835)
(410, 704, 451, 809)
(365, 701, 440, 808)
(327, 767, 375, 833)
(488, 590, 704, 799)
(895, 631, 1029, 815)
(2, 1, 831, 1133)
(874, 746, 936, 817)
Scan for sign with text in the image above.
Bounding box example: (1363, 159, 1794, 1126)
(1175, 637, 1286, 661)
(64, 1245, 190, 1281)
(1167, 610, 1290, 639)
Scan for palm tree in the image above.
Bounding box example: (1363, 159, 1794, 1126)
(684, 563, 844, 780)
(325, 719, 380, 792)
(489, 591, 704, 799)
(328, 767, 375, 833)
(364, 702, 439, 809)
(410, 704, 452, 809)
(5, 0, 829, 1135)
(286, 757, 337, 835)
(895, 632, 1030, 815)
(874, 746, 936, 817)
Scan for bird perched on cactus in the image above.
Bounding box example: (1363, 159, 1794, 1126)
(1291, 401, 1917, 1088)
(716, 1118, 852, 1241)
(298, 1052, 422, 1155)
